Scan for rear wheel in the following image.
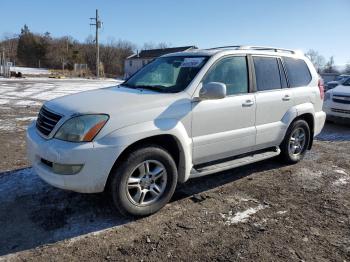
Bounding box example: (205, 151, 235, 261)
(110, 145, 178, 217)
(280, 119, 310, 164)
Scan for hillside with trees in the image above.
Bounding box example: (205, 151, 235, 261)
(1, 25, 348, 77)
(0, 25, 141, 77)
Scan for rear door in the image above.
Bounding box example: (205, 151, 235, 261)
(252, 56, 293, 150)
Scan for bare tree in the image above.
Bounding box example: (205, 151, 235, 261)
(344, 62, 350, 74)
(323, 56, 339, 74)
(45, 36, 73, 69)
(100, 39, 135, 77)
(305, 49, 325, 73)
(0, 26, 171, 77)
(141, 42, 171, 50)
(0, 33, 18, 64)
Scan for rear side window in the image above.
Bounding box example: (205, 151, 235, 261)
(253, 57, 281, 91)
(283, 57, 311, 87)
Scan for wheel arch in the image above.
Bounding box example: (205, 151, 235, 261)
(294, 112, 314, 149)
(105, 133, 188, 192)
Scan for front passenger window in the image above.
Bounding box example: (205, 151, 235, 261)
(203, 56, 248, 95)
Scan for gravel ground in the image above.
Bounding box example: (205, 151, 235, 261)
(0, 78, 350, 261)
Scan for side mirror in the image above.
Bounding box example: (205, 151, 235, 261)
(199, 82, 226, 100)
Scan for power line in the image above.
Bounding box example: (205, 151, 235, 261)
(90, 9, 102, 78)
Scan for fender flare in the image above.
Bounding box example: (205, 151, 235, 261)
(100, 119, 193, 184)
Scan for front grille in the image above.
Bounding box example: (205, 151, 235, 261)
(41, 158, 53, 167)
(332, 95, 350, 104)
(36, 106, 62, 136)
(331, 108, 350, 115)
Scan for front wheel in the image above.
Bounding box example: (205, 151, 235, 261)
(109, 145, 178, 217)
(280, 119, 310, 164)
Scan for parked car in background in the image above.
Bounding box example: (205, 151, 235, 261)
(336, 74, 350, 81)
(27, 45, 326, 216)
(325, 75, 350, 91)
(324, 77, 350, 122)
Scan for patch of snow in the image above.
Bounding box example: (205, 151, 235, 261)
(0, 120, 16, 132)
(333, 177, 349, 186)
(333, 169, 349, 186)
(16, 116, 37, 122)
(10, 66, 50, 75)
(334, 169, 348, 176)
(221, 204, 266, 225)
(277, 210, 288, 215)
(0, 168, 37, 199)
(0, 168, 130, 256)
(0, 99, 9, 105)
(15, 100, 41, 106)
(240, 197, 257, 202)
(0, 78, 122, 107)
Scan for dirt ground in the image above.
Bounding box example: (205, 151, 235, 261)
(1, 79, 350, 261)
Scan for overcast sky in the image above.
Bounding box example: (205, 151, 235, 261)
(2, 0, 349, 65)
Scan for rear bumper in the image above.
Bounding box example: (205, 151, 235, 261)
(26, 122, 125, 193)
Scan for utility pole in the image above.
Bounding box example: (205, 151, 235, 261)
(90, 9, 102, 78)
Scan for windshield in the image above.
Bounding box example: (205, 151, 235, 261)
(337, 75, 350, 81)
(123, 56, 209, 93)
(343, 78, 350, 86)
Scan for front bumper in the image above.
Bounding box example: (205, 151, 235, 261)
(26, 122, 124, 193)
(323, 101, 350, 122)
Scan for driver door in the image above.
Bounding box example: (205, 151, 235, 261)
(191, 56, 256, 165)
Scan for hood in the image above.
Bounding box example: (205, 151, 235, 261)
(331, 85, 350, 96)
(45, 85, 192, 134)
(327, 81, 339, 85)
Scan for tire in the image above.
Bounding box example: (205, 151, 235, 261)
(110, 145, 178, 217)
(279, 119, 310, 164)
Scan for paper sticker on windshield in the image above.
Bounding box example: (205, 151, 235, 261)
(180, 57, 205, 68)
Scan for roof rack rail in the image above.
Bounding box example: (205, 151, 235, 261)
(206, 45, 242, 50)
(207, 45, 297, 54)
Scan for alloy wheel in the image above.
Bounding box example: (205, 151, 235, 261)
(288, 127, 306, 156)
(126, 160, 167, 206)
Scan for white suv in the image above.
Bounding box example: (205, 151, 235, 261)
(27, 46, 326, 216)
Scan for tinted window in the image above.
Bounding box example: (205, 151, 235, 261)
(283, 57, 311, 87)
(343, 78, 350, 86)
(253, 57, 281, 91)
(203, 56, 248, 95)
(278, 59, 288, 88)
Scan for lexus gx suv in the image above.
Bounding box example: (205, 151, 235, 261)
(27, 45, 326, 216)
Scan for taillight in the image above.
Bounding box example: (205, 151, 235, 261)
(318, 78, 324, 100)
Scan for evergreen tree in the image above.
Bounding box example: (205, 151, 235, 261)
(17, 25, 48, 67)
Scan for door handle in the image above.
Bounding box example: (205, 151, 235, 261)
(242, 100, 254, 107)
(282, 95, 291, 101)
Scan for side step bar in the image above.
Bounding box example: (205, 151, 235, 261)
(189, 147, 281, 179)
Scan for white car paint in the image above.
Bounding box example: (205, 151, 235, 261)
(323, 84, 350, 120)
(27, 47, 326, 193)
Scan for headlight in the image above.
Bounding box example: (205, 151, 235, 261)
(325, 92, 331, 101)
(55, 114, 109, 142)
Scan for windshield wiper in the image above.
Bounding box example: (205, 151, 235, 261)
(120, 83, 136, 89)
(133, 85, 168, 93)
